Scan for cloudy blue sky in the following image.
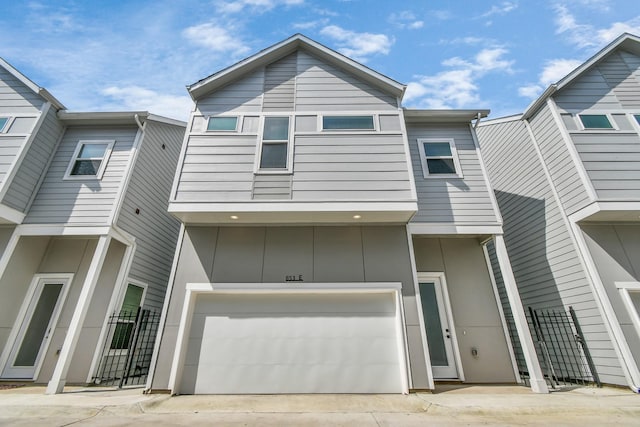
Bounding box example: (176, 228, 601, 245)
(1, 0, 638, 121)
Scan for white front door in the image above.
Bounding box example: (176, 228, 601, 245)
(419, 278, 458, 379)
(2, 276, 72, 379)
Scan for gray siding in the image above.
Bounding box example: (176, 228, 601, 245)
(408, 123, 499, 224)
(263, 53, 296, 111)
(151, 225, 430, 391)
(296, 50, 398, 111)
(2, 106, 64, 212)
(0, 136, 25, 188)
(25, 126, 137, 225)
(196, 70, 264, 115)
(0, 65, 45, 114)
(528, 104, 591, 214)
(477, 119, 626, 385)
(116, 121, 183, 312)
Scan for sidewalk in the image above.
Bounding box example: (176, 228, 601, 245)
(0, 384, 638, 426)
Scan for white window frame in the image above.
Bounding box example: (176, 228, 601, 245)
(108, 280, 147, 356)
(320, 114, 377, 132)
(0, 116, 13, 133)
(576, 113, 618, 130)
(616, 282, 640, 341)
(417, 138, 463, 179)
(64, 140, 115, 180)
(206, 115, 240, 132)
(254, 115, 294, 174)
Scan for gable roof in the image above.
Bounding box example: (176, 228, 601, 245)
(523, 32, 640, 119)
(188, 33, 406, 100)
(0, 57, 66, 110)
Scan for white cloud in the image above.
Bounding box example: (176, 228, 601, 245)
(404, 48, 514, 108)
(182, 23, 250, 55)
(292, 19, 329, 30)
(389, 11, 424, 30)
(517, 58, 582, 99)
(215, 0, 304, 14)
(102, 86, 192, 121)
(554, 4, 640, 48)
(319, 25, 393, 62)
(479, 2, 518, 18)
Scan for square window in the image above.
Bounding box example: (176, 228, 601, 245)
(260, 143, 288, 168)
(258, 117, 290, 171)
(417, 139, 461, 178)
(579, 114, 613, 129)
(0, 117, 8, 132)
(323, 116, 374, 130)
(65, 141, 114, 179)
(207, 116, 238, 131)
(263, 117, 289, 140)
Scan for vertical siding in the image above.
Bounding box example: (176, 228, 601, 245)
(3, 106, 64, 212)
(477, 119, 626, 385)
(116, 121, 183, 312)
(195, 70, 264, 115)
(528, 104, 591, 215)
(0, 65, 45, 114)
(263, 53, 296, 111)
(25, 126, 137, 225)
(295, 50, 398, 111)
(408, 123, 499, 224)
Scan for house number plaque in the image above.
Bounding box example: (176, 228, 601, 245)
(285, 274, 303, 282)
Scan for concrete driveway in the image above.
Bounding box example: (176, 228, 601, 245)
(0, 384, 638, 426)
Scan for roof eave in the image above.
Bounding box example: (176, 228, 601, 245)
(0, 57, 66, 110)
(403, 109, 490, 123)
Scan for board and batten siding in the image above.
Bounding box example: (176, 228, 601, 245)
(477, 119, 626, 385)
(24, 126, 138, 225)
(0, 65, 45, 114)
(116, 121, 183, 312)
(408, 123, 499, 224)
(527, 103, 591, 215)
(2, 105, 64, 212)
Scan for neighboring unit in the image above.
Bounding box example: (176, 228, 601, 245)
(148, 34, 547, 395)
(0, 58, 185, 394)
(477, 33, 640, 392)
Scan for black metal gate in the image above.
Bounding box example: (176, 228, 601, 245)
(528, 306, 601, 388)
(92, 307, 160, 387)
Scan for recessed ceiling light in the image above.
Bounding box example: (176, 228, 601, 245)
(353, 215, 362, 219)
(230, 215, 239, 220)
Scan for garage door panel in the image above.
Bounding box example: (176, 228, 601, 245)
(182, 291, 404, 394)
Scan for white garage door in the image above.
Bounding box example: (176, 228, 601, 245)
(181, 291, 404, 394)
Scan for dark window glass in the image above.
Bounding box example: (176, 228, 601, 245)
(71, 160, 102, 175)
(260, 143, 287, 168)
(579, 114, 613, 129)
(77, 143, 108, 158)
(263, 117, 289, 140)
(323, 116, 374, 130)
(427, 159, 456, 174)
(634, 115, 640, 126)
(207, 116, 237, 131)
(424, 142, 452, 157)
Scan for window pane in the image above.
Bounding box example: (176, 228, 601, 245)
(579, 114, 613, 129)
(427, 158, 456, 174)
(419, 282, 448, 366)
(71, 159, 102, 175)
(110, 322, 134, 350)
(207, 116, 237, 131)
(323, 116, 374, 130)
(78, 143, 108, 158)
(424, 142, 452, 157)
(121, 284, 144, 315)
(0, 117, 8, 131)
(263, 117, 289, 140)
(260, 143, 287, 168)
(634, 115, 640, 126)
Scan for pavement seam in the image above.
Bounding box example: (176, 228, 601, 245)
(58, 405, 106, 426)
(370, 412, 382, 427)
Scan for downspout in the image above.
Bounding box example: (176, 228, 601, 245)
(473, 112, 482, 130)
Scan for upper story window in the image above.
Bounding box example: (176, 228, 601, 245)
(207, 116, 238, 131)
(64, 140, 114, 180)
(417, 138, 462, 178)
(0, 117, 9, 133)
(578, 114, 614, 129)
(322, 115, 375, 130)
(258, 116, 291, 171)
(634, 115, 640, 126)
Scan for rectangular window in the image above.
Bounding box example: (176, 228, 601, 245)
(0, 117, 8, 132)
(322, 115, 375, 130)
(207, 116, 238, 131)
(579, 114, 613, 129)
(110, 283, 145, 351)
(417, 139, 462, 178)
(64, 140, 114, 179)
(259, 116, 290, 170)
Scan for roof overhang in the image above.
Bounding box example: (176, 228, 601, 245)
(0, 57, 66, 110)
(58, 111, 186, 127)
(403, 109, 490, 123)
(188, 34, 406, 101)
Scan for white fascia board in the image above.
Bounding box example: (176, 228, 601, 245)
(0, 204, 26, 224)
(169, 201, 417, 213)
(409, 223, 503, 236)
(0, 58, 65, 110)
(186, 282, 402, 293)
(477, 114, 523, 127)
(146, 114, 187, 128)
(569, 201, 640, 223)
(14, 224, 134, 245)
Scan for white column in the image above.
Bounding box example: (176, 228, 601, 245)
(493, 234, 549, 394)
(46, 235, 111, 394)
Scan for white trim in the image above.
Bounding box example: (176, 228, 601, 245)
(469, 123, 504, 224)
(0, 204, 26, 224)
(416, 272, 464, 381)
(0, 273, 74, 380)
(629, 113, 640, 134)
(254, 115, 294, 174)
(168, 282, 408, 395)
(319, 114, 377, 131)
(0, 115, 12, 133)
(46, 235, 112, 394)
(0, 227, 21, 282)
(63, 140, 115, 180)
(169, 112, 195, 201)
(0, 58, 65, 109)
(109, 123, 145, 225)
(398, 109, 419, 202)
(409, 223, 503, 235)
(145, 223, 185, 392)
(394, 285, 411, 394)
(569, 201, 640, 223)
(416, 138, 463, 179)
(493, 235, 549, 393)
(616, 282, 640, 344)
(481, 242, 522, 383)
(575, 112, 618, 130)
(206, 115, 240, 132)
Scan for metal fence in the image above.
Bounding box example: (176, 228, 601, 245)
(92, 307, 160, 387)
